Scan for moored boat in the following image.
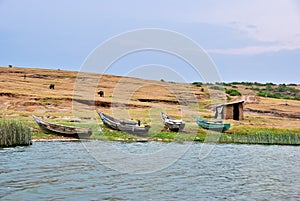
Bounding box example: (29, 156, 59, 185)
(32, 115, 92, 139)
(97, 111, 150, 136)
(161, 112, 185, 132)
(195, 116, 230, 132)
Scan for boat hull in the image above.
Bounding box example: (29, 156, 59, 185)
(33, 116, 92, 139)
(195, 117, 230, 132)
(118, 123, 150, 137)
(161, 112, 185, 132)
(97, 111, 150, 136)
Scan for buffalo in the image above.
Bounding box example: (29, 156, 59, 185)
(49, 84, 55, 89)
(97, 90, 104, 97)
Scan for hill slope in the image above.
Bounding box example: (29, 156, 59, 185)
(1, 66, 300, 131)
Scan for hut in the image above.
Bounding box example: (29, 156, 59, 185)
(215, 100, 244, 120)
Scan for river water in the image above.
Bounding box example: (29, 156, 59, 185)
(0, 141, 299, 200)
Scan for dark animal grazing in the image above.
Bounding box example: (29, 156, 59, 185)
(98, 90, 104, 97)
(49, 84, 55, 89)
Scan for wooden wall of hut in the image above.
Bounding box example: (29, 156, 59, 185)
(215, 101, 244, 120)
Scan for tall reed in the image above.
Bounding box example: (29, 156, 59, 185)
(0, 118, 32, 147)
(219, 132, 300, 145)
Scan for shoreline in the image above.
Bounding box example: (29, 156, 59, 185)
(1, 66, 300, 146)
(30, 132, 300, 146)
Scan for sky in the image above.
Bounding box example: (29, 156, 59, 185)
(0, 0, 300, 83)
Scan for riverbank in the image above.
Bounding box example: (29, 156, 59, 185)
(1, 66, 300, 145)
(30, 123, 300, 145)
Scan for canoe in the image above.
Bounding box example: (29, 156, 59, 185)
(32, 115, 92, 139)
(117, 123, 150, 136)
(161, 112, 185, 132)
(97, 111, 150, 136)
(96, 110, 137, 130)
(195, 116, 230, 132)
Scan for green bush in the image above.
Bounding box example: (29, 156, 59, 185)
(225, 88, 241, 96)
(256, 84, 300, 100)
(287, 83, 298, 86)
(209, 85, 225, 91)
(192, 82, 202, 87)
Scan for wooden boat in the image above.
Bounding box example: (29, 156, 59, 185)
(195, 116, 230, 132)
(161, 112, 185, 132)
(32, 115, 92, 139)
(96, 110, 137, 130)
(97, 111, 150, 136)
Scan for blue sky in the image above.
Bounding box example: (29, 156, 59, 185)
(1, 0, 300, 83)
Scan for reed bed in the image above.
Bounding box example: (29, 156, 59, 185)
(219, 130, 300, 145)
(0, 118, 32, 147)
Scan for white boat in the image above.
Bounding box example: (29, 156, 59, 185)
(161, 112, 185, 132)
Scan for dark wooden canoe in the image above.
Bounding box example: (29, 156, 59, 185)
(32, 115, 92, 139)
(161, 112, 185, 132)
(96, 110, 137, 130)
(195, 116, 230, 132)
(97, 111, 150, 136)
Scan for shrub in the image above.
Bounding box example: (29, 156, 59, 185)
(266, 82, 275, 86)
(209, 85, 225, 91)
(192, 82, 202, 87)
(225, 88, 241, 96)
(287, 83, 297, 86)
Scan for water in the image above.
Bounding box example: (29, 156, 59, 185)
(0, 141, 299, 200)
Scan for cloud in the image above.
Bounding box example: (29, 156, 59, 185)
(207, 44, 300, 55)
(193, 0, 300, 45)
(1, 0, 300, 57)
(186, 0, 300, 55)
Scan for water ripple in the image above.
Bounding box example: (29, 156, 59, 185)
(0, 142, 299, 200)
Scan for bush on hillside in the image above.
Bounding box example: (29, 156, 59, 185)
(225, 88, 241, 96)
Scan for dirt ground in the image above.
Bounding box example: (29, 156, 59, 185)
(1, 66, 299, 130)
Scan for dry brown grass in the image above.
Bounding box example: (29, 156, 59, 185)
(1, 66, 300, 131)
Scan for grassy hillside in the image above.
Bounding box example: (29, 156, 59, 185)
(1, 66, 300, 141)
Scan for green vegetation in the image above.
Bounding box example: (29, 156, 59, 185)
(225, 88, 242, 96)
(192, 82, 203, 87)
(222, 126, 300, 145)
(153, 131, 176, 140)
(255, 84, 300, 100)
(229, 81, 273, 86)
(208, 85, 225, 91)
(92, 127, 132, 141)
(89, 123, 300, 145)
(191, 81, 300, 100)
(187, 126, 300, 145)
(0, 118, 32, 147)
(29, 116, 300, 145)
